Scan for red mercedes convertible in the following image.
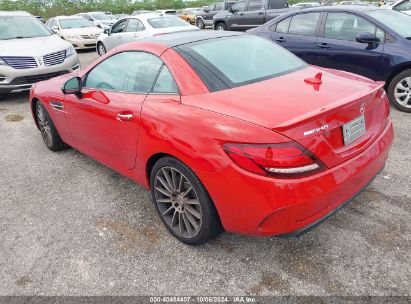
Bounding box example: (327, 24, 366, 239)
(29, 32, 393, 245)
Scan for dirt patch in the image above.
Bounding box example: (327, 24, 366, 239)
(5, 114, 24, 122)
(15, 276, 32, 286)
(247, 272, 290, 295)
(95, 218, 160, 252)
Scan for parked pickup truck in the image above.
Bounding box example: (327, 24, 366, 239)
(196, 1, 236, 29)
(213, 0, 300, 31)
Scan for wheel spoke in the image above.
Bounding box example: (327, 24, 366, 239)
(182, 213, 193, 236)
(185, 205, 201, 220)
(181, 186, 193, 198)
(185, 199, 200, 205)
(162, 205, 174, 216)
(156, 176, 172, 193)
(162, 168, 175, 191)
(405, 77, 411, 87)
(155, 186, 172, 198)
(157, 198, 172, 204)
(178, 174, 183, 192)
(171, 169, 178, 191)
(397, 83, 408, 91)
(185, 211, 199, 232)
(178, 212, 183, 234)
(395, 91, 407, 98)
(171, 210, 178, 227)
(398, 95, 411, 106)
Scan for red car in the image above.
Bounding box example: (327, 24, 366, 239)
(30, 32, 393, 245)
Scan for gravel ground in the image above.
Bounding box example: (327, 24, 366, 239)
(0, 50, 410, 296)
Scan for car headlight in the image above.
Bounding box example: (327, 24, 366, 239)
(0, 58, 7, 66)
(66, 46, 76, 58)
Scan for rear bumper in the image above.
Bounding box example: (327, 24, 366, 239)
(199, 119, 394, 236)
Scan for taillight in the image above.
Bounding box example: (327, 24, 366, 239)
(223, 142, 325, 178)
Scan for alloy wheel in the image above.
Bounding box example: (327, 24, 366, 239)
(98, 43, 106, 56)
(36, 104, 52, 147)
(394, 76, 411, 109)
(197, 19, 204, 29)
(153, 167, 202, 239)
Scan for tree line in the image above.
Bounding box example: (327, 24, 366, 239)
(0, 0, 305, 19)
(0, 0, 217, 18)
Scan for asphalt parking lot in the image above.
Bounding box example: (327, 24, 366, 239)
(0, 50, 410, 296)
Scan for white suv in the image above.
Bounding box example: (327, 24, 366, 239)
(0, 11, 80, 94)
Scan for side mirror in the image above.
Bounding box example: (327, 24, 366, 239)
(51, 25, 59, 32)
(104, 28, 110, 35)
(204, 9, 210, 13)
(62, 76, 82, 96)
(229, 7, 235, 13)
(356, 32, 379, 44)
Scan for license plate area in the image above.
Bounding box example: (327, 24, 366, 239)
(342, 114, 366, 146)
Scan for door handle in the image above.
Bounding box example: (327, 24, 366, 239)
(276, 37, 286, 43)
(239, 13, 244, 16)
(258, 11, 264, 15)
(116, 112, 133, 121)
(317, 43, 330, 49)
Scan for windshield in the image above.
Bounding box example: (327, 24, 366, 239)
(0, 16, 51, 40)
(59, 18, 94, 29)
(148, 16, 189, 28)
(367, 9, 411, 38)
(185, 35, 307, 86)
(90, 13, 111, 20)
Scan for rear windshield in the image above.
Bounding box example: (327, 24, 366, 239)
(59, 18, 94, 29)
(367, 9, 411, 38)
(0, 16, 51, 40)
(148, 16, 188, 28)
(90, 13, 110, 20)
(180, 35, 307, 87)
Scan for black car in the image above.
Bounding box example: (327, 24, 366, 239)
(195, 1, 236, 29)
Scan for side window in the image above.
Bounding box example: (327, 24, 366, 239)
(233, 1, 246, 12)
(324, 13, 377, 41)
(152, 65, 179, 94)
(215, 3, 224, 11)
(111, 20, 127, 33)
(267, 0, 289, 9)
(394, 0, 411, 11)
(288, 13, 321, 36)
(84, 14, 93, 21)
(126, 19, 145, 32)
(85, 52, 163, 93)
(247, 0, 263, 11)
(272, 17, 291, 33)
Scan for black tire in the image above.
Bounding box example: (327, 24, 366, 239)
(215, 22, 226, 31)
(97, 42, 106, 56)
(196, 18, 205, 29)
(35, 101, 68, 151)
(387, 69, 411, 113)
(150, 156, 223, 245)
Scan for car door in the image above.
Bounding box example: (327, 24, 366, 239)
(315, 12, 384, 79)
(63, 51, 164, 170)
(121, 18, 146, 44)
(228, 1, 247, 30)
(242, 0, 265, 29)
(270, 12, 322, 64)
(104, 19, 128, 51)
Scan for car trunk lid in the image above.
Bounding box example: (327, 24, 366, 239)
(182, 66, 390, 168)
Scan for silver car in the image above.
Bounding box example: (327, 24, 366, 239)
(0, 11, 80, 94)
(97, 13, 198, 55)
